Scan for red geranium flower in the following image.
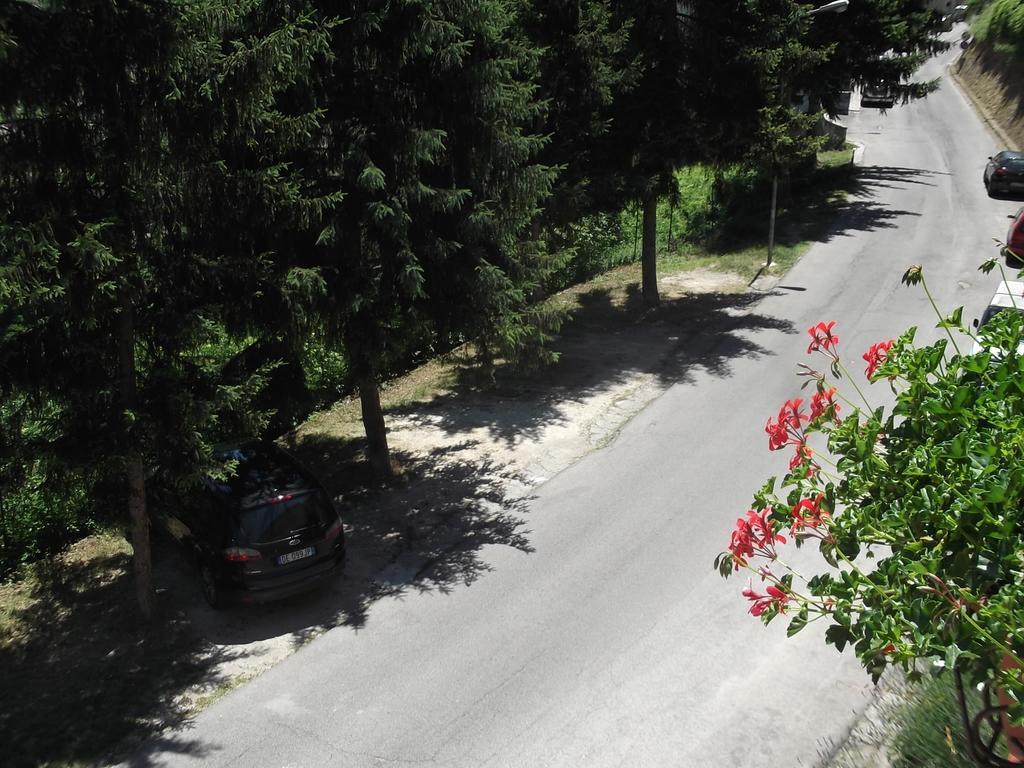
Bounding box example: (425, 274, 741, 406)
(806, 321, 839, 356)
(790, 493, 830, 533)
(810, 387, 841, 422)
(728, 508, 787, 568)
(743, 582, 790, 616)
(765, 398, 807, 451)
(863, 340, 894, 379)
(788, 443, 815, 474)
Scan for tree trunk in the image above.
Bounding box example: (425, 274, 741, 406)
(641, 191, 659, 307)
(358, 373, 393, 479)
(118, 298, 153, 621)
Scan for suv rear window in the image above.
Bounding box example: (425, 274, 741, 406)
(234, 491, 332, 545)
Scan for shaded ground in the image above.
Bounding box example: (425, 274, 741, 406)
(0, 538, 219, 768)
(1, 154, 877, 768)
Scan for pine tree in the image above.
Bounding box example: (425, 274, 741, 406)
(598, 0, 810, 306)
(309, 0, 555, 477)
(0, 0, 334, 617)
(517, 0, 636, 227)
(800, 0, 949, 110)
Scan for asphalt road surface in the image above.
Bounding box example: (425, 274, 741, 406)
(126, 33, 1024, 768)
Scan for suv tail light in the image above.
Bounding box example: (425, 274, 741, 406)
(996, 167, 1008, 177)
(325, 518, 344, 542)
(223, 546, 262, 562)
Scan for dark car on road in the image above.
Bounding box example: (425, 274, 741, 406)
(984, 150, 1024, 197)
(861, 82, 895, 108)
(151, 442, 346, 608)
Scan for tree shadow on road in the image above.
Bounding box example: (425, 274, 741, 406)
(158, 440, 536, 648)
(391, 287, 795, 448)
(773, 165, 929, 248)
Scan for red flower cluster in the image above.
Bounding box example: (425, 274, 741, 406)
(806, 321, 839, 356)
(743, 582, 789, 616)
(728, 508, 787, 568)
(790, 493, 830, 533)
(788, 443, 816, 475)
(765, 398, 807, 451)
(863, 340, 894, 379)
(809, 387, 840, 422)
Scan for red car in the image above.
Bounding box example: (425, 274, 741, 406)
(1008, 207, 1024, 264)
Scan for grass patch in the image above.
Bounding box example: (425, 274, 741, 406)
(0, 532, 214, 768)
(831, 671, 1008, 768)
(818, 143, 856, 168)
(889, 673, 1002, 768)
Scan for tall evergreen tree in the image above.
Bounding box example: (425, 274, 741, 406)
(598, 0, 807, 306)
(517, 0, 636, 227)
(0, 0, 334, 617)
(310, 0, 555, 477)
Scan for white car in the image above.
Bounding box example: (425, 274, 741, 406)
(971, 280, 1024, 355)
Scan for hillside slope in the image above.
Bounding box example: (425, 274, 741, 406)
(955, 41, 1024, 149)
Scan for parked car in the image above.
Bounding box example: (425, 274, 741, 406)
(861, 82, 895, 108)
(971, 279, 1024, 355)
(150, 441, 346, 608)
(1007, 207, 1024, 264)
(983, 150, 1024, 197)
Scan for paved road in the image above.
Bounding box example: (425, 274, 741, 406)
(127, 35, 1023, 768)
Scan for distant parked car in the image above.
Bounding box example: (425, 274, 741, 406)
(971, 279, 1024, 356)
(984, 150, 1024, 197)
(150, 441, 346, 608)
(1006, 207, 1024, 264)
(861, 82, 895, 108)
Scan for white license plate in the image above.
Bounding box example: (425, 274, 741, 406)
(278, 546, 315, 565)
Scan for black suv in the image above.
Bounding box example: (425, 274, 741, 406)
(151, 442, 346, 608)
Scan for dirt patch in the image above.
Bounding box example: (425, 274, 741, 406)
(955, 43, 1024, 150)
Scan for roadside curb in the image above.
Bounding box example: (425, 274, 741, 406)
(949, 59, 1020, 151)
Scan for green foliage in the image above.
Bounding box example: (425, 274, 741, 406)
(0, 0, 337, 587)
(301, 331, 351, 408)
(974, 0, 1024, 58)
(518, 0, 637, 224)
(719, 265, 1024, 714)
(313, 0, 558, 381)
(801, 0, 949, 109)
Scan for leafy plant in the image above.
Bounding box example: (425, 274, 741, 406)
(716, 262, 1024, 721)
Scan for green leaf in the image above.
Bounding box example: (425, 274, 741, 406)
(826, 624, 854, 653)
(787, 605, 809, 637)
(358, 163, 386, 191)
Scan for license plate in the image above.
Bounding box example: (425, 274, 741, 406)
(278, 546, 315, 565)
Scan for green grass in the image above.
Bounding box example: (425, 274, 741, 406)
(818, 143, 856, 169)
(889, 673, 995, 768)
(550, 152, 856, 291)
(831, 672, 1009, 768)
